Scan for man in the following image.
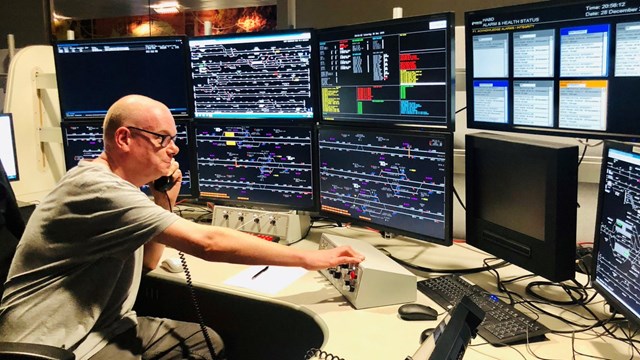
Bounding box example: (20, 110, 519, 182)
(0, 95, 364, 360)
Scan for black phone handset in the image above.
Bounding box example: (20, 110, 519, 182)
(153, 175, 176, 192)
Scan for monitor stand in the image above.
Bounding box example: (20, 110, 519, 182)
(211, 205, 310, 244)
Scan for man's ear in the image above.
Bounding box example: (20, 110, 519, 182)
(114, 127, 132, 151)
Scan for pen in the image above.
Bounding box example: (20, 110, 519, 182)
(251, 266, 269, 280)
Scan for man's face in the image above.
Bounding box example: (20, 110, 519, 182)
(127, 112, 180, 182)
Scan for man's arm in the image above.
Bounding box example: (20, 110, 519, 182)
(144, 165, 183, 270)
(153, 218, 364, 270)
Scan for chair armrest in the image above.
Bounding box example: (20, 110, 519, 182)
(0, 342, 75, 360)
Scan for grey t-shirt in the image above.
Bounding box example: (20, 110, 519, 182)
(0, 161, 180, 359)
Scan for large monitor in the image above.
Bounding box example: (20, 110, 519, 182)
(61, 120, 195, 196)
(317, 13, 455, 130)
(193, 121, 316, 211)
(188, 29, 317, 120)
(53, 36, 190, 119)
(465, 132, 578, 282)
(592, 141, 640, 328)
(465, 0, 640, 140)
(0, 114, 19, 182)
(317, 125, 453, 245)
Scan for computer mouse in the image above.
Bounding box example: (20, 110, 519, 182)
(420, 328, 435, 343)
(160, 257, 184, 273)
(397, 303, 438, 321)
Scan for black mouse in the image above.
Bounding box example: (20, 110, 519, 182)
(398, 303, 438, 321)
(420, 328, 435, 343)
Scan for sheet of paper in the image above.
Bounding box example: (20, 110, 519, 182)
(223, 265, 308, 295)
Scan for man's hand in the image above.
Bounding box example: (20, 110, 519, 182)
(149, 160, 182, 210)
(303, 245, 365, 271)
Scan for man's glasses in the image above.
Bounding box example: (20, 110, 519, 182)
(126, 126, 177, 148)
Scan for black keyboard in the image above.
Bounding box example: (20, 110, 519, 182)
(417, 274, 549, 346)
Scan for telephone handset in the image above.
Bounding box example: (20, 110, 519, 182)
(153, 176, 176, 192)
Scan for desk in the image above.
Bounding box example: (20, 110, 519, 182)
(139, 224, 638, 360)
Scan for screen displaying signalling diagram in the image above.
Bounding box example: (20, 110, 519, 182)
(594, 145, 640, 323)
(317, 127, 452, 245)
(61, 121, 194, 196)
(189, 30, 316, 120)
(318, 13, 455, 129)
(61, 121, 105, 170)
(466, 0, 640, 139)
(194, 123, 315, 210)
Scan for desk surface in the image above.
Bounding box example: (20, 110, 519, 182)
(153, 224, 638, 360)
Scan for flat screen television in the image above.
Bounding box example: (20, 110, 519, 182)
(193, 121, 316, 211)
(592, 141, 640, 328)
(0, 114, 19, 181)
(61, 120, 195, 197)
(188, 29, 317, 120)
(465, 132, 578, 282)
(317, 13, 455, 130)
(465, 0, 640, 140)
(53, 36, 190, 119)
(317, 125, 453, 245)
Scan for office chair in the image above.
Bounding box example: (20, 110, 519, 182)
(0, 159, 75, 360)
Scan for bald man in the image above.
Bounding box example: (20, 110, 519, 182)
(0, 95, 364, 360)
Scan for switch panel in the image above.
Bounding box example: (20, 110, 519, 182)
(212, 205, 310, 244)
(318, 233, 417, 309)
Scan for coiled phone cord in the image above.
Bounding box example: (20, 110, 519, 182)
(165, 192, 220, 360)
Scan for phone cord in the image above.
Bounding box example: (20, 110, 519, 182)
(304, 347, 346, 360)
(166, 192, 220, 360)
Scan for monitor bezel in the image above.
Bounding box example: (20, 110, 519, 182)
(192, 119, 319, 212)
(464, 0, 640, 141)
(591, 140, 640, 328)
(187, 28, 320, 122)
(316, 124, 454, 246)
(316, 12, 456, 132)
(53, 35, 191, 120)
(0, 113, 19, 182)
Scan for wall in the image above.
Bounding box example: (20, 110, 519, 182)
(294, 0, 543, 28)
(0, 0, 49, 49)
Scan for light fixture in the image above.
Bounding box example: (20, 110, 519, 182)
(150, 1, 181, 14)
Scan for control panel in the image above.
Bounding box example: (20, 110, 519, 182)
(318, 233, 417, 309)
(212, 205, 310, 244)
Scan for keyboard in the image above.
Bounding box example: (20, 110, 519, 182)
(417, 274, 549, 346)
(242, 231, 280, 242)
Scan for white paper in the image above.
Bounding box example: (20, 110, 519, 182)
(223, 265, 307, 295)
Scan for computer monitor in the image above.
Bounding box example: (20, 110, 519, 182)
(465, 132, 578, 282)
(61, 120, 195, 197)
(317, 125, 453, 246)
(0, 114, 19, 182)
(592, 141, 640, 328)
(317, 13, 455, 130)
(53, 36, 190, 119)
(188, 29, 317, 120)
(193, 121, 316, 211)
(465, 0, 640, 140)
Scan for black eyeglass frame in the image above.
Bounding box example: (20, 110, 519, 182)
(126, 126, 177, 148)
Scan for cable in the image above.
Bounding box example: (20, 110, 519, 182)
(453, 185, 466, 210)
(164, 192, 220, 360)
(378, 248, 509, 275)
(304, 347, 346, 360)
(455, 106, 467, 114)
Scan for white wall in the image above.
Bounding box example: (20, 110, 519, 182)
(4, 45, 64, 203)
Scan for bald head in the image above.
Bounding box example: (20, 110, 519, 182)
(103, 95, 172, 150)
